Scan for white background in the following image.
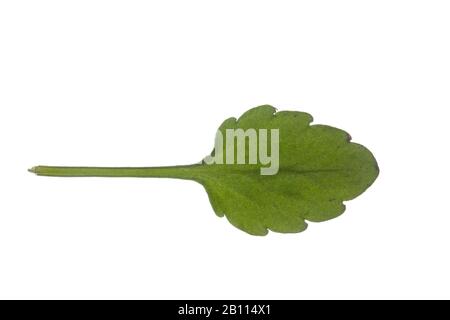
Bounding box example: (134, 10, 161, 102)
(1, 1, 449, 299)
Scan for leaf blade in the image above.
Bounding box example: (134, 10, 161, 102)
(199, 105, 378, 235)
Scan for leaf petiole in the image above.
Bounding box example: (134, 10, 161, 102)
(28, 165, 203, 180)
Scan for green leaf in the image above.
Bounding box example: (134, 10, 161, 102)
(30, 105, 379, 236)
